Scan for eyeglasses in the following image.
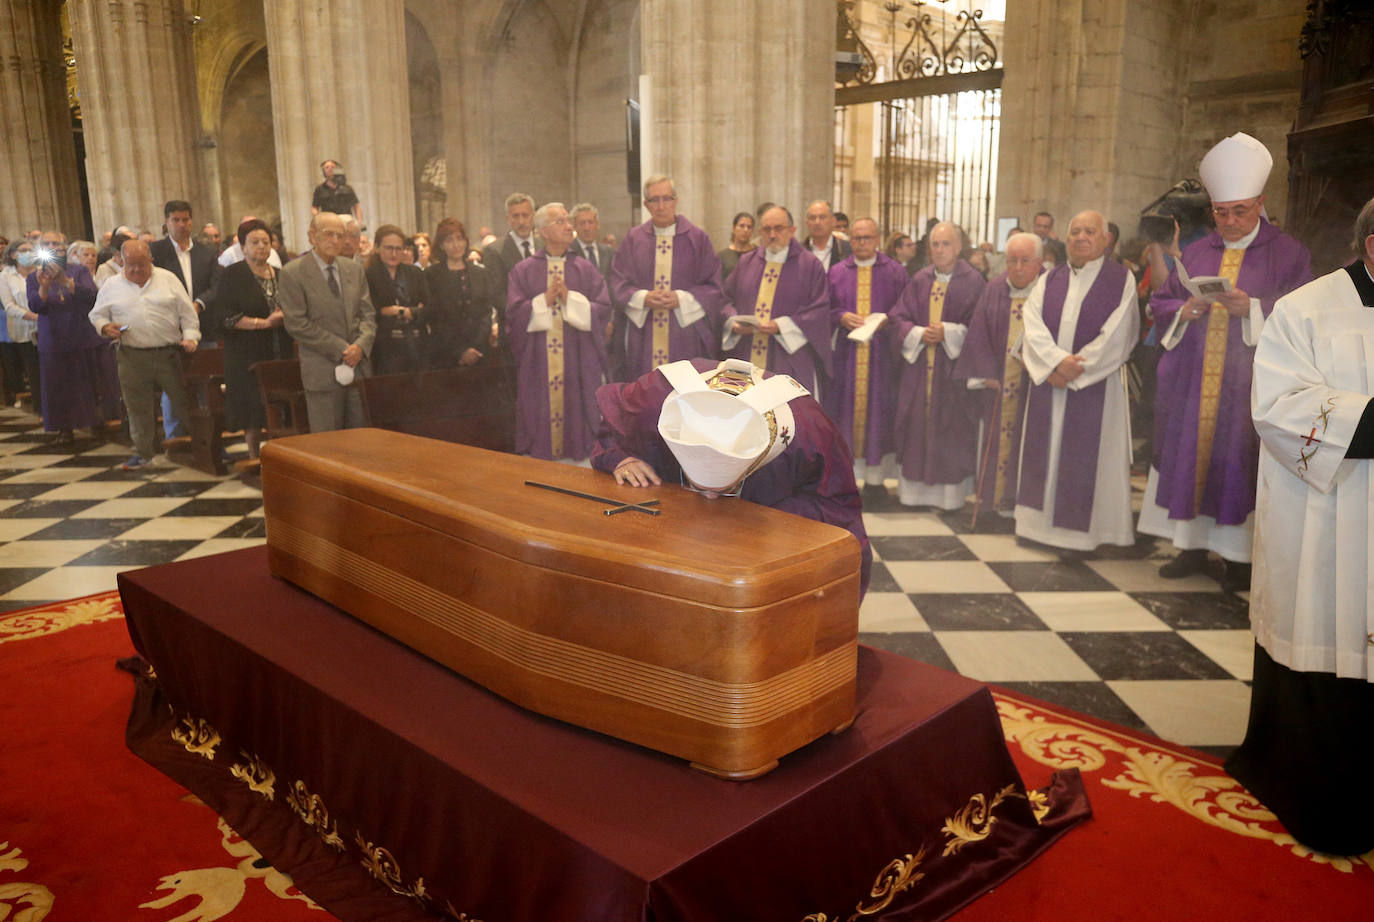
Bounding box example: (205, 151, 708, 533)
(645, 196, 677, 206)
(316, 230, 344, 239)
(1211, 200, 1259, 220)
(380, 244, 406, 253)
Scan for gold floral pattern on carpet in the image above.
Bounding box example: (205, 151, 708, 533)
(994, 694, 1374, 873)
(0, 840, 53, 921)
(0, 592, 122, 645)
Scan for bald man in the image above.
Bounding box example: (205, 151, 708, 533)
(889, 220, 986, 508)
(1015, 210, 1139, 550)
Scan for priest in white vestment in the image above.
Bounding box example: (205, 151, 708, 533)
(1225, 196, 1374, 857)
(1014, 211, 1139, 551)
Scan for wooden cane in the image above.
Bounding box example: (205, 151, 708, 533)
(971, 381, 1004, 531)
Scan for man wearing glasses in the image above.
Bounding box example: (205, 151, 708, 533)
(1141, 132, 1312, 591)
(610, 176, 723, 382)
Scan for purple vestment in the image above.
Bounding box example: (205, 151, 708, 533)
(590, 357, 871, 596)
(1018, 259, 1131, 530)
(954, 269, 1042, 512)
(1148, 221, 1311, 525)
(824, 253, 907, 466)
(27, 265, 121, 431)
(609, 216, 724, 382)
(506, 253, 612, 461)
(889, 260, 986, 485)
(721, 240, 831, 392)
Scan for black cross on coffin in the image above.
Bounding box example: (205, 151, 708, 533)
(525, 481, 661, 516)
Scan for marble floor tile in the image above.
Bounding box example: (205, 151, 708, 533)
(1, 565, 133, 599)
(995, 681, 1150, 733)
(936, 631, 1099, 682)
(1083, 559, 1223, 593)
(214, 518, 267, 540)
(79, 442, 136, 457)
(0, 540, 105, 568)
(71, 498, 191, 519)
(883, 560, 1011, 594)
(26, 480, 142, 501)
(69, 540, 204, 566)
(957, 533, 1058, 562)
(0, 499, 104, 519)
(152, 466, 224, 482)
(1178, 630, 1256, 681)
(164, 498, 264, 518)
(195, 480, 265, 500)
(859, 592, 929, 632)
(243, 506, 265, 518)
(0, 483, 62, 500)
(1107, 679, 1252, 747)
(117, 517, 246, 541)
(864, 562, 901, 594)
(868, 536, 977, 561)
(0, 567, 53, 595)
(860, 512, 955, 537)
(1017, 592, 1170, 632)
(860, 632, 957, 673)
(24, 518, 145, 541)
(910, 593, 1048, 631)
(0, 467, 100, 484)
(1129, 592, 1251, 630)
(987, 561, 1117, 592)
(0, 454, 72, 470)
(1059, 631, 1233, 681)
(172, 538, 269, 562)
(0, 518, 61, 541)
(121, 480, 221, 498)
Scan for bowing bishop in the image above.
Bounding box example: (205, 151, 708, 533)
(506, 202, 612, 463)
(889, 221, 986, 508)
(610, 176, 724, 381)
(954, 232, 1045, 517)
(1015, 211, 1139, 550)
(1140, 132, 1311, 589)
(721, 205, 831, 393)
(1225, 196, 1374, 857)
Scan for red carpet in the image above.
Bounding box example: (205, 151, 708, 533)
(3, 594, 1373, 921)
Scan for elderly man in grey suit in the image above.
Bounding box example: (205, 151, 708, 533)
(279, 211, 376, 431)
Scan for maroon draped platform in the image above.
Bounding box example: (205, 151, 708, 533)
(119, 547, 1089, 922)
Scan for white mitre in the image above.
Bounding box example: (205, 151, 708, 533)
(1199, 132, 1272, 202)
(657, 359, 809, 493)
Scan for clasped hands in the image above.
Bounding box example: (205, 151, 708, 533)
(645, 288, 680, 311)
(1182, 289, 1250, 320)
(545, 277, 569, 306)
(921, 321, 945, 344)
(382, 304, 414, 322)
(1047, 354, 1085, 389)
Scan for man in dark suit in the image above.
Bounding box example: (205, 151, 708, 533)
(481, 192, 538, 350)
(571, 202, 621, 378)
(149, 200, 220, 322)
(278, 212, 376, 432)
(803, 200, 851, 272)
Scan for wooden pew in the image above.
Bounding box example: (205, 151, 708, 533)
(358, 363, 516, 453)
(167, 345, 227, 475)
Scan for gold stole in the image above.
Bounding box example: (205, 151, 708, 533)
(546, 256, 566, 459)
(925, 280, 948, 417)
(651, 234, 674, 368)
(852, 265, 873, 453)
(994, 296, 1027, 506)
(1193, 248, 1244, 510)
(749, 261, 782, 368)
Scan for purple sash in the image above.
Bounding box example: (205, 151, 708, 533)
(1017, 260, 1128, 531)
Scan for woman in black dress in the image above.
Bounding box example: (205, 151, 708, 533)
(423, 219, 499, 370)
(365, 224, 429, 375)
(214, 219, 293, 459)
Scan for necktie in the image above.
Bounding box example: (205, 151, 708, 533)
(327, 264, 341, 298)
(585, 244, 597, 269)
(522, 240, 532, 259)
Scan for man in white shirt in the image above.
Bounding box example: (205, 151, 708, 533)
(802, 200, 851, 272)
(1225, 194, 1374, 857)
(1014, 210, 1139, 550)
(89, 240, 200, 471)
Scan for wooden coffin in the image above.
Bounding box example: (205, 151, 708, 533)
(259, 428, 861, 779)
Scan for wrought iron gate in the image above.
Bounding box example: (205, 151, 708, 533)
(834, 0, 1003, 247)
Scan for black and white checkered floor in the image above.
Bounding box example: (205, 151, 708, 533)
(0, 404, 1253, 759)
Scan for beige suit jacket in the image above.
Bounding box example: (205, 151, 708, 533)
(279, 253, 376, 391)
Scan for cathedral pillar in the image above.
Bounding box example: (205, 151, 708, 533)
(262, 0, 414, 251)
(67, 0, 206, 236)
(0, 0, 84, 235)
(639, 0, 834, 242)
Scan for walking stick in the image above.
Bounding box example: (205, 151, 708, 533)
(971, 381, 1004, 532)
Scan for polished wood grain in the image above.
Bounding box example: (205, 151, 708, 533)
(261, 428, 862, 778)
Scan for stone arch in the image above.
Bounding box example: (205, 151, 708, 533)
(218, 47, 281, 231)
(406, 9, 443, 232)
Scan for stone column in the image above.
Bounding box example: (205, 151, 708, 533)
(640, 0, 834, 243)
(0, 0, 85, 235)
(263, 0, 415, 252)
(68, 0, 206, 236)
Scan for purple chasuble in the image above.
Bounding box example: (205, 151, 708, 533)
(609, 216, 724, 382)
(824, 253, 908, 465)
(889, 260, 986, 485)
(506, 253, 612, 461)
(1148, 221, 1311, 525)
(721, 240, 832, 392)
(27, 265, 121, 431)
(590, 358, 871, 596)
(954, 269, 1040, 512)
(1017, 259, 1130, 531)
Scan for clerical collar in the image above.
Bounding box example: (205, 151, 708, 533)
(764, 247, 788, 264)
(854, 255, 877, 267)
(653, 222, 676, 237)
(1223, 221, 1261, 251)
(1345, 260, 1374, 307)
(1007, 279, 1036, 298)
(1070, 254, 1105, 276)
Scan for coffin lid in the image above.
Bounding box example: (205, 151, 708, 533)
(260, 429, 860, 609)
